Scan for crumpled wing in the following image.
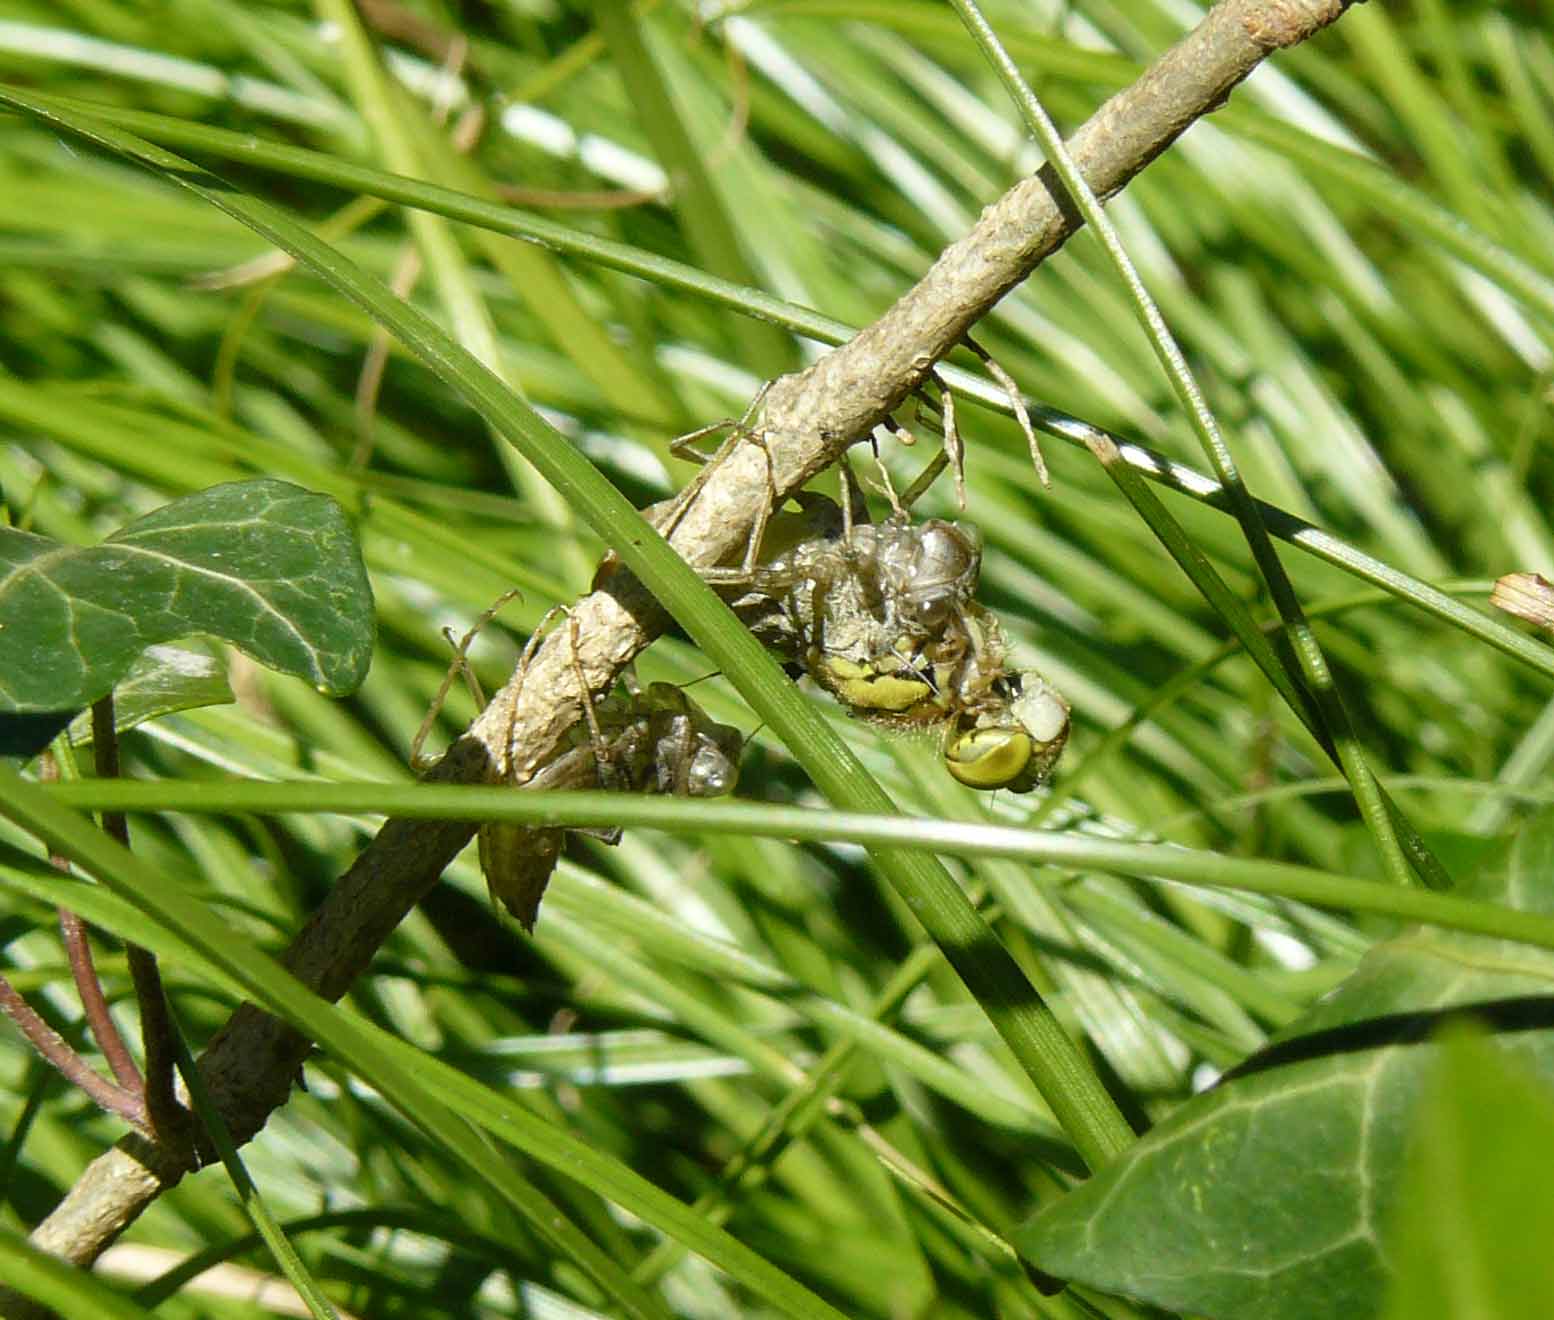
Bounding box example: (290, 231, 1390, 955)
(478, 823, 562, 933)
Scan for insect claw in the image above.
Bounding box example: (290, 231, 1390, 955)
(966, 342, 1049, 490)
(939, 380, 967, 511)
(661, 380, 775, 545)
(866, 435, 907, 519)
(737, 434, 780, 577)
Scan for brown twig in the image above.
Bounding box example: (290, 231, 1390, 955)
(58, 910, 141, 1093)
(22, 0, 1354, 1276)
(2, 753, 150, 1129)
(0, 975, 147, 1131)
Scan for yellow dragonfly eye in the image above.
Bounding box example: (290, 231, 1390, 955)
(942, 726, 1034, 790)
(943, 674, 1071, 792)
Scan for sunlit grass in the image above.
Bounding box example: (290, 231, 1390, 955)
(1, 0, 1551, 1315)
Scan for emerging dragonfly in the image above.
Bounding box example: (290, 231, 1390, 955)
(691, 484, 1070, 793)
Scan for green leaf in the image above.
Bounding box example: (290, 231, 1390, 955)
(1015, 809, 1554, 1319)
(66, 644, 233, 744)
(1382, 1028, 1554, 1320)
(0, 479, 372, 715)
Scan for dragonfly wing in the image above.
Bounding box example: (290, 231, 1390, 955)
(478, 823, 562, 932)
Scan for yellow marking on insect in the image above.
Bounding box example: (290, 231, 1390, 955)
(821, 657, 934, 711)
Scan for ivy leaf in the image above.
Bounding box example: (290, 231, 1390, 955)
(0, 480, 373, 739)
(65, 644, 233, 745)
(1015, 811, 1554, 1320)
(1, 646, 234, 759)
(1381, 1028, 1554, 1319)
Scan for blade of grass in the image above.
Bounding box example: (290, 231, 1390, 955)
(164, 1011, 342, 1320)
(0, 19, 358, 138)
(37, 779, 1554, 956)
(131, 1208, 547, 1309)
(1223, 107, 1554, 318)
(0, 1229, 156, 1319)
(1032, 579, 1499, 830)
(1076, 423, 1452, 890)
(632, 943, 948, 1287)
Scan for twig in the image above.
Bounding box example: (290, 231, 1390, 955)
(38, 754, 142, 1092)
(0, 976, 147, 1132)
(6, 758, 148, 1127)
(58, 910, 141, 1093)
(23, 0, 1355, 1273)
(91, 698, 193, 1159)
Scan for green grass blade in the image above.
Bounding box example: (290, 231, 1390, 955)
(0, 1228, 156, 1318)
(38, 778, 1554, 956)
(165, 1011, 342, 1320)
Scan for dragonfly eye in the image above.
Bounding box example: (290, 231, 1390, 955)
(943, 726, 1034, 790)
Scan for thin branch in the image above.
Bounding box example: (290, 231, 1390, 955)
(25, 0, 1355, 1271)
(0, 976, 146, 1132)
(38, 754, 142, 1092)
(58, 910, 141, 1093)
(91, 698, 192, 1159)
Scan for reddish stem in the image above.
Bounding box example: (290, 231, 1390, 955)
(0, 974, 146, 1131)
(37, 754, 144, 1091)
(91, 697, 190, 1151)
(57, 909, 142, 1092)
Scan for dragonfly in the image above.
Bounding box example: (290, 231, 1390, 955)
(692, 487, 1069, 794)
